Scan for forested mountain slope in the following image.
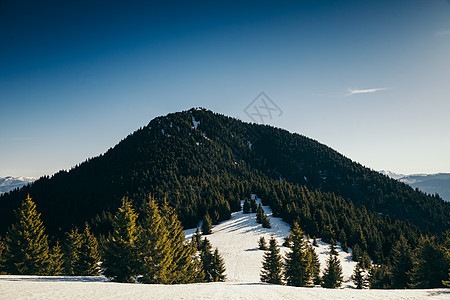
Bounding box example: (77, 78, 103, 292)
(0, 108, 448, 248)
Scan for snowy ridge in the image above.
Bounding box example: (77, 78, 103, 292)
(0, 176, 37, 195)
(186, 195, 357, 286)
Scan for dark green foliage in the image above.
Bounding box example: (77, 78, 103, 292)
(260, 236, 283, 284)
(48, 242, 64, 276)
(321, 243, 343, 288)
(250, 198, 257, 213)
(102, 198, 139, 282)
(369, 264, 391, 289)
(389, 236, 413, 288)
(259, 236, 267, 250)
(256, 203, 264, 224)
(2, 195, 51, 275)
(243, 199, 250, 214)
(0, 237, 5, 274)
(312, 236, 318, 247)
(63, 225, 100, 276)
(284, 223, 312, 287)
(199, 238, 226, 282)
(261, 214, 271, 228)
(409, 236, 448, 288)
(202, 212, 212, 235)
(351, 262, 369, 289)
(210, 248, 226, 282)
(309, 245, 321, 285)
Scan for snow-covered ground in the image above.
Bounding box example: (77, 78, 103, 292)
(185, 196, 357, 286)
(1, 195, 449, 299)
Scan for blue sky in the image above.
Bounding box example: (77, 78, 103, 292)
(1, 0, 449, 177)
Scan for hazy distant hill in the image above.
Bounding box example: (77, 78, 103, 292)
(0, 176, 36, 195)
(380, 171, 450, 202)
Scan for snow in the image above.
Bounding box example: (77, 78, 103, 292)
(192, 115, 200, 129)
(185, 197, 357, 285)
(0, 176, 37, 195)
(0, 276, 448, 299)
(1, 195, 448, 299)
(247, 141, 252, 149)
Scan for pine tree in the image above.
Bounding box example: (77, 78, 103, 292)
(250, 198, 257, 213)
(259, 236, 267, 250)
(48, 242, 64, 275)
(102, 198, 139, 282)
(256, 203, 264, 224)
(390, 236, 413, 288)
(321, 242, 343, 288)
(0, 237, 5, 274)
(409, 236, 448, 288)
(137, 197, 174, 284)
(63, 227, 83, 275)
(312, 236, 318, 247)
(260, 236, 283, 284)
(202, 212, 212, 235)
(2, 195, 51, 275)
(309, 245, 321, 285)
(261, 214, 271, 228)
(369, 264, 391, 289)
(78, 224, 100, 275)
(192, 226, 202, 249)
(284, 223, 312, 286)
(210, 248, 226, 282)
(200, 238, 213, 282)
(243, 199, 250, 214)
(351, 262, 368, 289)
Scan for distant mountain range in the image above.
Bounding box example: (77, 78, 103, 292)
(0, 176, 37, 195)
(380, 171, 450, 202)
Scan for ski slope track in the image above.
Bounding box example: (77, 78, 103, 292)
(1, 196, 449, 299)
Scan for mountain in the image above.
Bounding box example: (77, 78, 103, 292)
(379, 171, 450, 202)
(0, 108, 449, 264)
(0, 176, 36, 195)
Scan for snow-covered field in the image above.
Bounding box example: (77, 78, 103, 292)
(1, 195, 449, 299)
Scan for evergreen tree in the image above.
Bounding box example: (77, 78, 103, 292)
(78, 224, 100, 275)
(321, 243, 343, 288)
(200, 238, 213, 282)
(309, 245, 321, 285)
(369, 264, 391, 289)
(192, 226, 202, 249)
(102, 198, 139, 282)
(284, 223, 312, 287)
(0, 237, 5, 274)
(2, 195, 50, 275)
(260, 236, 283, 284)
(243, 199, 250, 214)
(259, 236, 267, 250)
(137, 198, 174, 284)
(312, 236, 318, 247)
(210, 248, 226, 282)
(390, 236, 413, 288)
(409, 236, 448, 288)
(48, 242, 64, 276)
(261, 214, 271, 228)
(351, 262, 368, 289)
(256, 203, 264, 224)
(63, 227, 83, 275)
(202, 212, 212, 235)
(250, 198, 257, 213)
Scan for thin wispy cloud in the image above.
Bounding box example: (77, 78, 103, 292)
(434, 30, 450, 37)
(346, 87, 389, 96)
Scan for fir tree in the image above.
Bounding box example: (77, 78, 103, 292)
(137, 197, 174, 284)
(321, 243, 343, 288)
(210, 248, 226, 282)
(256, 203, 264, 224)
(202, 212, 212, 235)
(192, 226, 202, 249)
(259, 236, 267, 250)
(0, 237, 5, 274)
(409, 236, 448, 288)
(309, 245, 321, 285)
(261, 214, 271, 229)
(312, 236, 318, 247)
(260, 236, 283, 284)
(200, 238, 213, 282)
(78, 224, 100, 275)
(48, 242, 64, 276)
(250, 198, 257, 213)
(2, 195, 51, 275)
(102, 198, 139, 283)
(243, 199, 250, 214)
(63, 227, 83, 275)
(351, 262, 368, 289)
(369, 264, 391, 289)
(390, 236, 413, 288)
(284, 223, 312, 287)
